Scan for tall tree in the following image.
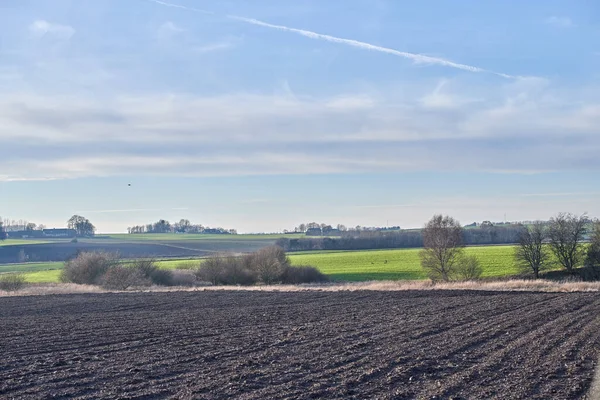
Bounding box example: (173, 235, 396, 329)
(547, 212, 587, 273)
(0, 221, 6, 241)
(515, 222, 550, 279)
(67, 215, 96, 237)
(419, 214, 464, 282)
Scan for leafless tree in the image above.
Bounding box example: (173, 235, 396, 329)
(252, 246, 289, 284)
(547, 213, 588, 273)
(515, 222, 550, 279)
(419, 214, 464, 282)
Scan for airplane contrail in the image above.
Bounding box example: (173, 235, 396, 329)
(146, 0, 213, 15)
(146, 0, 513, 78)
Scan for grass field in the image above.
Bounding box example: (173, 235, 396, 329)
(289, 246, 522, 281)
(0, 239, 50, 246)
(0, 245, 530, 283)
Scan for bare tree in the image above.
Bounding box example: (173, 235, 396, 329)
(252, 246, 289, 284)
(419, 215, 464, 282)
(547, 213, 588, 273)
(515, 222, 550, 279)
(0, 221, 6, 241)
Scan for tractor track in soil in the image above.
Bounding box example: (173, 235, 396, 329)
(1, 290, 599, 399)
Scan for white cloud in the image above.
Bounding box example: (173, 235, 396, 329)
(0, 78, 599, 181)
(545, 16, 574, 28)
(29, 20, 75, 39)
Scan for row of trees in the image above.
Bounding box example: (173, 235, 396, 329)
(420, 212, 599, 282)
(287, 222, 401, 234)
(276, 224, 523, 252)
(0, 218, 44, 232)
(516, 213, 599, 278)
(0, 215, 95, 238)
(127, 219, 237, 235)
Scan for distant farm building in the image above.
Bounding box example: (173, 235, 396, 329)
(42, 229, 77, 238)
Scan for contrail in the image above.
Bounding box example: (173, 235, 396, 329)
(146, 0, 513, 77)
(146, 0, 213, 15)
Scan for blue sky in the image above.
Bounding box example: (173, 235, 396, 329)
(1, 0, 599, 233)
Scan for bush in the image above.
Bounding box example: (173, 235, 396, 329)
(128, 258, 176, 286)
(586, 221, 600, 268)
(252, 246, 289, 284)
(101, 266, 148, 290)
(454, 255, 483, 281)
(170, 270, 198, 286)
(0, 273, 26, 292)
(61, 251, 119, 285)
(280, 265, 329, 284)
(195, 254, 257, 286)
(148, 269, 174, 286)
(195, 247, 330, 286)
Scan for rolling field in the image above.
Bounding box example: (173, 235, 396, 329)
(105, 233, 303, 241)
(1, 290, 599, 399)
(0, 239, 50, 246)
(0, 246, 527, 283)
(288, 246, 521, 281)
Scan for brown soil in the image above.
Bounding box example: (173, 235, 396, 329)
(1, 290, 599, 399)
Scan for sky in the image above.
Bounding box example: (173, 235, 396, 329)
(0, 0, 599, 233)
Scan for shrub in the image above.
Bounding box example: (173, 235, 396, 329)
(195, 254, 228, 285)
(252, 246, 289, 284)
(586, 221, 600, 268)
(148, 269, 174, 286)
(128, 258, 176, 286)
(61, 251, 119, 285)
(170, 270, 197, 286)
(101, 266, 148, 290)
(0, 273, 26, 292)
(280, 265, 329, 284)
(454, 255, 483, 281)
(195, 253, 257, 285)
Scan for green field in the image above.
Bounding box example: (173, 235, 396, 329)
(0, 239, 50, 246)
(289, 246, 521, 281)
(0, 245, 529, 284)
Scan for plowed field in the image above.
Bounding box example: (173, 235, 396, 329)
(1, 291, 599, 399)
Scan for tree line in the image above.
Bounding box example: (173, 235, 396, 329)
(127, 219, 237, 235)
(419, 212, 600, 282)
(286, 222, 401, 234)
(276, 223, 524, 252)
(0, 215, 95, 239)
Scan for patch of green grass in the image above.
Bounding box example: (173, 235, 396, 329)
(156, 259, 203, 270)
(0, 262, 63, 273)
(23, 270, 63, 283)
(289, 246, 522, 281)
(0, 239, 50, 246)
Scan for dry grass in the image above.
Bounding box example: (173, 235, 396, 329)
(0, 283, 106, 297)
(4, 279, 600, 297)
